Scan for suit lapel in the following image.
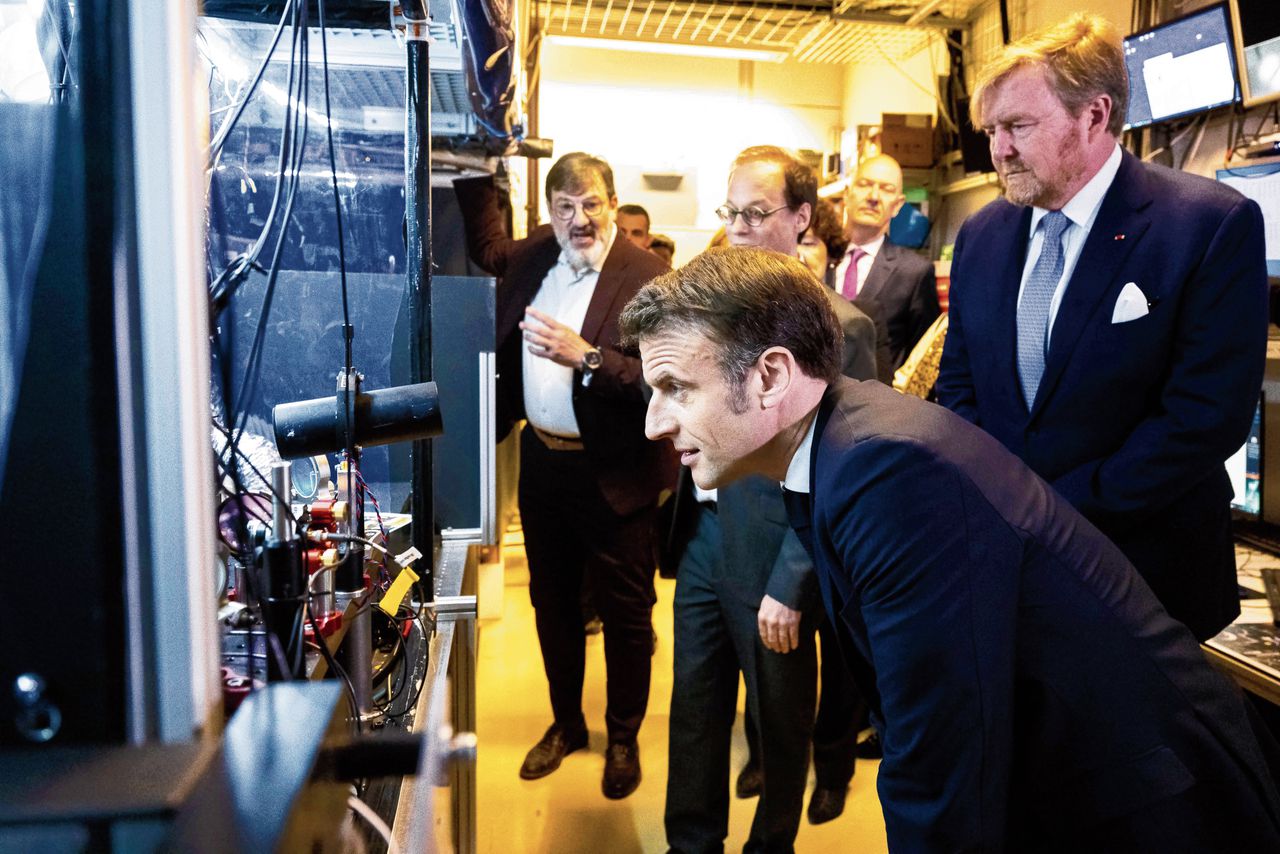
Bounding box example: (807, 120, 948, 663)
(1032, 153, 1151, 419)
(857, 242, 895, 303)
(579, 240, 631, 345)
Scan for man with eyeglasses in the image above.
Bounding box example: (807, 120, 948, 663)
(453, 152, 675, 800)
(663, 147, 876, 853)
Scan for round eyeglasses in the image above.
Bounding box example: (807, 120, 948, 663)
(715, 203, 790, 228)
(551, 198, 607, 221)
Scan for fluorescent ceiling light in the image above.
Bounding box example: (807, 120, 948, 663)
(545, 34, 788, 63)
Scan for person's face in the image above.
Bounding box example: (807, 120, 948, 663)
(980, 64, 1092, 209)
(796, 231, 829, 279)
(617, 211, 652, 249)
(651, 244, 675, 265)
(723, 161, 810, 255)
(642, 329, 772, 489)
(845, 157, 904, 239)
(548, 174, 617, 267)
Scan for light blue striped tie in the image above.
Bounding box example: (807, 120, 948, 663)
(1017, 210, 1070, 409)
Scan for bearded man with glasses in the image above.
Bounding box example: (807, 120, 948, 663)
(453, 152, 676, 799)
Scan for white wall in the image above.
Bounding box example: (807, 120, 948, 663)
(538, 44, 844, 264)
(842, 38, 947, 132)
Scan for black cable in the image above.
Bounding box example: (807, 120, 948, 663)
(308, 601, 364, 734)
(231, 1, 311, 431)
(317, 0, 353, 376)
(206, 0, 294, 168)
(380, 603, 435, 722)
(209, 0, 303, 324)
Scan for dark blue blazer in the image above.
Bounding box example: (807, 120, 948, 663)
(786, 379, 1280, 852)
(936, 149, 1268, 640)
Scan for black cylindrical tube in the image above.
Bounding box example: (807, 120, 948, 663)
(262, 541, 305, 681)
(406, 35, 435, 596)
(272, 381, 442, 459)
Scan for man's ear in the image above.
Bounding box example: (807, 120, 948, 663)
(794, 202, 812, 236)
(755, 346, 797, 408)
(1083, 94, 1112, 140)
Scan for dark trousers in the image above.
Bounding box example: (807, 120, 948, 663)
(812, 617, 861, 788)
(744, 616, 861, 790)
(518, 427, 657, 744)
(666, 507, 817, 854)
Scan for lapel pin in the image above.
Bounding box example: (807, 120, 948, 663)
(1114, 233, 1125, 240)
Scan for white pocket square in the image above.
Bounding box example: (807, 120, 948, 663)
(1111, 282, 1150, 324)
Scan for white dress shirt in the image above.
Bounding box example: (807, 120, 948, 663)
(782, 412, 819, 494)
(833, 232, 887, 297)
(1016, 143, 1123, 340)
(522, 224, 616, 437)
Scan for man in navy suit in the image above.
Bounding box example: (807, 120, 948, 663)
(936, 14, 1269, 641)
(662, 147, 873, 849)
(454, 154, 676, 798)
(830, 154, 939, 373)
(621, 246, 1280, 851)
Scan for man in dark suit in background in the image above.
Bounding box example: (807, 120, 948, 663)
(936, 14, 1268, 641)
(453, 153, 676, 799)
(622, 247, 1280, 852)
(831, 153, 938, 373)
(617, 203, 654, 252)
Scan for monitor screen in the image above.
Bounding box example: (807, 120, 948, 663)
(1232, 0, 1280, 107)
(1124, 4, 1239, 130)
(1216, 160, 1280, 278)
(1228, 396, 1264, 516)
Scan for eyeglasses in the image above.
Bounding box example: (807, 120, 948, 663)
(551, 198, 607, 221)
(715, 203, 789, 228)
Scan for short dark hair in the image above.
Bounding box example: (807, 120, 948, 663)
(545, 152, 615, 200)
(617, 204, 650, 230)
(805, 198, 847, 258)
(731, 146, 817, 213)
(619, 247, 843, 396)
(649, 233, 675, 253)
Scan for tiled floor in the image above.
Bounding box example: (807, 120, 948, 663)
(474, 526, 889, 853)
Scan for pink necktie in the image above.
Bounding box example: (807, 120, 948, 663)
(841, 247, 868, 300)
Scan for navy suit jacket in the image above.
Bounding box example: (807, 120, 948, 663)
(785, 379, 1280, 852)
(453, 175, 677, 516)
(936, 149, 1268, 640)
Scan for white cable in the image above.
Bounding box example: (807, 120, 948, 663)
(347, 795, 399, 854)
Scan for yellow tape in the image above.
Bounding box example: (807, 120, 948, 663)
(378, 566, 420, 616)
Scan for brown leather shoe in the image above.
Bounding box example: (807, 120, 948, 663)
(807, 785, 848, 825)
(602, 741, 641, 799)
(519, 723, 588, 780)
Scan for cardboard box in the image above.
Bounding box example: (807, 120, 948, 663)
(855, 114, 936, 169)
(879, 113, 934, 168)
(883, 112, 933, 129)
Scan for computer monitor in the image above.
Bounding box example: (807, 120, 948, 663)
(1230, 0, 1280, 108)
(1123, 3, 1239, 130)
(1228, 395, 1264, 517)
(1216, 159, 1280, 278)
